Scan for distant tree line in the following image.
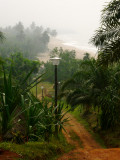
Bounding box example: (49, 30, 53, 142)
(0, 22, 57, 59)
(43, 47, 91, 84)
(43, 47, 82, 83)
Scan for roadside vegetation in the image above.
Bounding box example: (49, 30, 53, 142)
(70, 107, 106, 148)
(0, 134, 72, 160)
(0, 49, 70, 159)
(59, 0, 120, 148)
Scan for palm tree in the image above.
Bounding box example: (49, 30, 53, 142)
(60, 58, 111, 129)
(91, 0, 120, 65)
(61, 59, 108, 109)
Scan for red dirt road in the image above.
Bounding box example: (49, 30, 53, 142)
(0, 149, 20, 160)
(58, 113, 120, 160)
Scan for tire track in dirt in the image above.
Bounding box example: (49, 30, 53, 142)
(58, 113, 120, 160)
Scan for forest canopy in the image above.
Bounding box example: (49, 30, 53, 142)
(0, 22, 57, 59)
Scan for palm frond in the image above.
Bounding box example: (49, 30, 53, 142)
(98, 38, 120, 65)
(70, 95, 91, 107)
(61, 78, 75, 91)
(102, 0, 120, 28)
(91, 27, 120, 47)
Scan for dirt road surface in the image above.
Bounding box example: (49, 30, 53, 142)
(58, 113, 120, 160)
(0, 149, 20, 160)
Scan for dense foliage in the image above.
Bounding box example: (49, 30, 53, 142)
(5, 52, 41, 84)
(44, 47, 81, 82)
(61, 56, 120, 130)
(61, 0, 120, 131)
(91, 0, 120, 65)
(0, 53, 68, 142)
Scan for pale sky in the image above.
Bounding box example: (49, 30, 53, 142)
(0, 0, 111, 45)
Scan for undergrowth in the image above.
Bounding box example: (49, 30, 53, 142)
(0, 134, 73, 160)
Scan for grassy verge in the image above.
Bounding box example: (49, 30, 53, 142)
(31, 82, 54, 97)
(0, 134, 73, 160)
(70, 107, 120, 148)
(70, 107, 106, 148)
(69, 130, 83, 148)
(98, 130, 120, 148)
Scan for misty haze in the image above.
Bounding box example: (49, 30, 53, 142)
(0, 0, 110, 57)
(0, 0, 120, 160)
